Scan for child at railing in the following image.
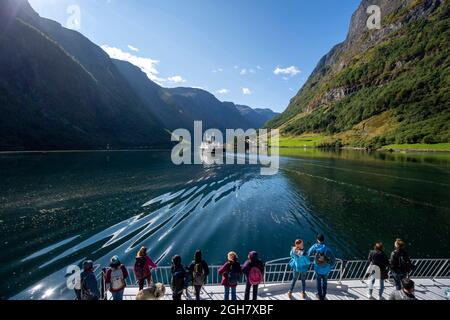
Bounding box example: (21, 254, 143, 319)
(219, 251, 242, 301)
(288, 239, 310, 300)
(134, 246, 158, 291)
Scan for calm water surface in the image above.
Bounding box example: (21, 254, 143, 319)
(0, 149, 449, 299)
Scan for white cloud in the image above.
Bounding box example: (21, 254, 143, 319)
(167, 75, 186, 83)
(257, 65, 262, 70)
(101, 45, 163, 83)
(212, 68, 223, 73)
(233, 65, 239, 69)
(127, 45, 139, 52)
(274, 66, 301, 77)
(242, 88, 252, 95)
(240, 68, 248, 75)
(216, 89, 230, 94)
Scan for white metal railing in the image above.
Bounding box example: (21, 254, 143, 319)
(97, 258, 449, 299)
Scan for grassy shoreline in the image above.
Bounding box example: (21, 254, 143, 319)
(275, 135, 450, 152)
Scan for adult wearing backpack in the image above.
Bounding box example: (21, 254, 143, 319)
(242, 251, 264, 300)
(288, 239, 310, 300)
(80, 260, 100, 300)
(171, 255, 187, 300)
(218, 251, 242, 301)
(367, 242, 389, 300)
(105, 255, 129, 301)
(307, 234, 336, 301)
(188, 250, 210, 300)
(134, 246, 157, 291)
(390, 239, 415, 290)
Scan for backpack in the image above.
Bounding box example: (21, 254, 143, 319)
(398, 252, 415, 274)
(248, 266, 263, 286)
(134, 256, 146, 279)
(315, 247, 330, 267)
(228, 264, 240, 286)
(193, 262, 205, 286)
(110, 267, 125, 291)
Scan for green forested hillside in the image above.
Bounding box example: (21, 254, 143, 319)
(267, 0, 449, 149)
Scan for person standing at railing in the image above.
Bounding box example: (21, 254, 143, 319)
(367, 243, 389, 300)
(288, 239, 310, 300)
(219, 251, 242, 301)
(390, 239, 415, 290)
(307, 234, 336, 301)
(188, 250, 210, 300)
(171, 255, 188, 300)
(134, 246, 158, 291)
(242, 251, 265, 300)
(80, 260, 100, 300)
(105, 255, 129, 301)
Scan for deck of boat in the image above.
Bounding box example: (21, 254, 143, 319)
(108, 278, 450, 301)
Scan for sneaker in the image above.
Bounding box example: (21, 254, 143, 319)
(378, 296, 385, 300)
(287, 291, 293, 300)
(300, 292, 306, 300)
(367, 293, 373, 299)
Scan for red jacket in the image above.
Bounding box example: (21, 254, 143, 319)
(134, 256, 157, 280)
(105, 265, 129, 292)
(218, 261, 242, 288)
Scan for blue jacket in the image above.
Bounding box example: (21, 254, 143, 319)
(307, 243, 336, 275)
(289, 248, 310, 273)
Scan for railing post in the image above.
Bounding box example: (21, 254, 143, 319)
(101, 268, 107, 300)
(338, 260, 344, 285)
(432, 260, 448, 281)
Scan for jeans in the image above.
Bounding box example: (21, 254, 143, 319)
(316, 274, 328, 300)
(392, 272, 406, 290)
(244, 282, 259, 300)
(224, 286, 237, 300)
(194, 285, 202, 300)
(368, 274, 385, 297)
(111, 290, 124, 301)
(290, 271, 307, 293)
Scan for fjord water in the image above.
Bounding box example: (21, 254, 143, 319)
(0, 150, 449, 299)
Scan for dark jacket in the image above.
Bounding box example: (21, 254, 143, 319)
(80, 271, 100, 300)
(242, 252, 264, 279)
(390, 249, 413, 274)
(218, 260, 242, 288)
(171, 256, 187, 295)
(368, 250, 389, 279)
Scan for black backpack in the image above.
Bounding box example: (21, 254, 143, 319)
(398, 253, 415, 273)
(134, 256, 146, 279)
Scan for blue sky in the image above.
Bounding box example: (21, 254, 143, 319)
(29, 0, 360, 112)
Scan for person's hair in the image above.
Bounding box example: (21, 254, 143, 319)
(194, 250, 202, 263)
(137, 246, 147, 257)
(227, 251, 237, 261)
(317, 234, 325, 243)
(402, 278, 415, 291)
(172, 255, 182, 267)
(294, 239, 303, 246)
(374, 242, 384, 251)
(395, 239, 406, 250)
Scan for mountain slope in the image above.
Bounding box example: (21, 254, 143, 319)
(267, 0, 449, 148)
(235, 105, 279, 128)
(0, 0, 168, 150)
(0, 0, 275, 150)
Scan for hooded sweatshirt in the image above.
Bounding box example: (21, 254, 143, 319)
(242, 251, 264, 277)
(308, 243, 336, 275)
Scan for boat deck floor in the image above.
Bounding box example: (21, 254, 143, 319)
(108, 278, 450, 301)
